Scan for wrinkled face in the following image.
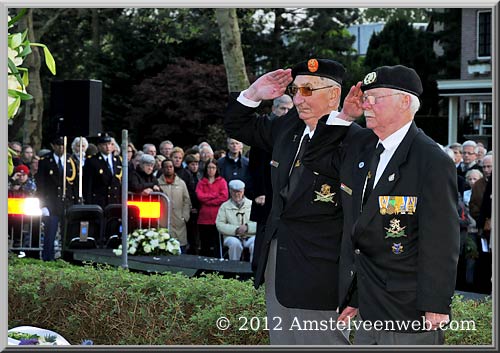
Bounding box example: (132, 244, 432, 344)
(462, 146, 477, 164)
(200, 149, 213, 161)
(361, 88, 406, 138)
(172, 152, 183, 168)
(230, 188, 244, 203)
(160, 143, 173, 157)
(163, 161, 175, 177)
(272, 102, 294, 117)
(141, 163, 155, 175)
(466, 173, 481, 186)
(482, 157, 493, 178)
(145, 146, 156, 156)
(291, 75, 337, 124)
(98, 142, 114, 155)
(477, 147, 486, 160)
(227, 139, 242, 155)
(206, 162, 217, 178)
(188, 161, 199, 173)
(451, 148, 462, 164)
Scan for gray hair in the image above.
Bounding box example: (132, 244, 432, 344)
(71, 137, 89, 154)
(462, 140, 477, 151)
(273, 94, 293, 107)
(139, 153, 155, 165)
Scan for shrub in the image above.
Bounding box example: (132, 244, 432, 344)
(8, 256, 492, 345)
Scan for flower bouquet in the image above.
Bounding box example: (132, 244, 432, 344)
(8, 326, 71, 345)
(113, 228, 181, 256)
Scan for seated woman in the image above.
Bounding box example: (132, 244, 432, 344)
(128, 154, 160, 196)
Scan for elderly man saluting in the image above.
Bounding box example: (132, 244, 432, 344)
(304, 65, 460, 345)
(224, 59, 350, 345)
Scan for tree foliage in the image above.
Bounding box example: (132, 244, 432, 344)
(363, 18, 439, 115)
(127, 58, 229, 150)
(361, 8, 430, 23)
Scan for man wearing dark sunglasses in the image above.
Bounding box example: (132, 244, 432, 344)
(224, 58, 350, 345)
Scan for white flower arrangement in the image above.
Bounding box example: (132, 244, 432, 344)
(113, 228, 181, 256)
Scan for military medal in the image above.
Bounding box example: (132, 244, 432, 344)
(384, 218, 407, 238)
(379, 196, 390, 215)
(392, 243, 404, 254)
(314, 184, 336, 204)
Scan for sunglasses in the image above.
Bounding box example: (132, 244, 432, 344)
(286, 85, 334, 97)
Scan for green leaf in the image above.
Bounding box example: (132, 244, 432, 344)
(21, 29, 29, 42)
(9, 89, 33, 100)
(30, 43, 56, 75)
(8, 8, 27, 27)
(8, 96, 21, 118)
(22, 70, 30, 87)
(19, 43, 32, 57)
(7, 58, 24, 87)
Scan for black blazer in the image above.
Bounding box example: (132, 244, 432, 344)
(83, 153, 122, 209)
(224, 93, 346, 310)
(36, 153, 77, 216)
(304, 121, 460, 331)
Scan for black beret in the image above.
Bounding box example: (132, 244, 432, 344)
(291, 58, 346, 85)
(361, 65, 423, 97)
(97, 132, 113, 144)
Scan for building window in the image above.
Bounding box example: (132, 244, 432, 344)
(467, 101, 492, 134)
(477, 11, 491, 58)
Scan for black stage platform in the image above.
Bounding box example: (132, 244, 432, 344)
(65, 248, 253, 279)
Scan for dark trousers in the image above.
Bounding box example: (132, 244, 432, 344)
(186, 213, 200, 255)
(198, 224, 221, 258)
(42, 215, 59, 261)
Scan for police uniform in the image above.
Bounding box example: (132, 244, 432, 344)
(82, 134, 122, 208)
(304, 65, 459, 344)
(225, 59, 350, 345)
(36, 137, 77, 260)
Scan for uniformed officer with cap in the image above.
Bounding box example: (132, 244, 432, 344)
(83, 132, 122, 209)
(224, 58, 350, 345)
(36, 135, 77, 260)
(303, 65, 459, 345)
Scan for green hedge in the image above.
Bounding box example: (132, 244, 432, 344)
(8, 257, 492, 345)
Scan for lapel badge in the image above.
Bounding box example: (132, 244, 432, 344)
(99, 169, 104, 174)
(314, 184, 336, 204)
(388, 173, 395, 182)
(270, 160, 279, 168)
(392, 243, 404, 255)
(358, 162, 365, 169)
(385, 218, 407, 238)
(295, 159, 301, 168)
(49, 170, 53, 175)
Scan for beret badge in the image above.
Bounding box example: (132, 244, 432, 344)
(307, 59, 319, 73)
(363, 72, 377, 85)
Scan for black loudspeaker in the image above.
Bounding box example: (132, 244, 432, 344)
(50, 80, 103, 138)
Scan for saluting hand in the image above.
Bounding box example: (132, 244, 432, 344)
(243, 69, 293, 102)
(338, 81, 364, 121)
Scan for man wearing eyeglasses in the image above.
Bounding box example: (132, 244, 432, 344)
(303, 65, 459, 345)
(224, 58, 350, 345)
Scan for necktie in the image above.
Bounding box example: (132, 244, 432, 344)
(107, 156, 113, 171)
(285, 134, 310, 196)
(58, 158, 63, 173)
(362, 143, 385, 207)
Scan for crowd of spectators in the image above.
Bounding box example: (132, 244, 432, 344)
(7, 136, 494, 287)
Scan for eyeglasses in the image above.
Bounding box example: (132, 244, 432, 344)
(127, 150, 133, 153)
(361, 93, 403, 105)
(286, 85, 334, 97)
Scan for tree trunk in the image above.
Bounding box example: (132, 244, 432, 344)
(91, 9, 100, 53)
(20, 9, 44, 151)
(215, 9, 249, 92)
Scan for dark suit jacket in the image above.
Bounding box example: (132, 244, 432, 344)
(36, 153, 77, 216)
(224, 93, 346, 310)
(83, 153, 122, 208)
(304, 121, 460, 331)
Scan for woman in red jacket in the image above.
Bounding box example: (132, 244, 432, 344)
(196, 159, 228, 257)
